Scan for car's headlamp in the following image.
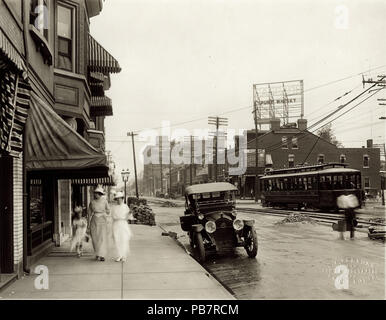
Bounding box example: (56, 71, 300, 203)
(233, 219, 244, 231)
(205, 221, 216, 233)
(198, 213, 204, 220)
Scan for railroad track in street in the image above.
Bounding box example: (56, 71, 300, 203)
(237, 207, 386, 228)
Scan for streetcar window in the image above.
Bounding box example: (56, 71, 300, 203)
(337, 175, 344, 189)
(307, 177, 313, 190)
(356, 174, 361, 189)
(273, 179, 278, 191)
(319, 175, 328, 190)
(299, 177, 304, 190)
(284, 178, 288, 190)
(332, 175, 338, 189)
(293, 177, 298, 190)
(312, 176, 318, 189)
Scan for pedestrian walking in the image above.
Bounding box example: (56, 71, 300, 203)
(70, 206, 88, 257)
(337, 194, 359, 239)
(111, 191, 133, 262)
(88, 185, 110, 261)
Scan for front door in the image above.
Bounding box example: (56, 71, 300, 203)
(0, 154, 14, 273)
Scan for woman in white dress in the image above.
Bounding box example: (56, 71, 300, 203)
(111, 192, 133, 262)
(88, 186, 110, 261)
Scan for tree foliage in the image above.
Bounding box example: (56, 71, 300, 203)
(317, 123, 343, 147)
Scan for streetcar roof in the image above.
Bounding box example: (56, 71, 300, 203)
(185, 182, 238, 195)
(260, 168, 360, 179)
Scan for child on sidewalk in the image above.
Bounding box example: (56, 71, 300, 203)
(70, 206, 88, 257)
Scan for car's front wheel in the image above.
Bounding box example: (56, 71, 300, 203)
(244, 227, 258, 258)
(193, 232, 206, 262)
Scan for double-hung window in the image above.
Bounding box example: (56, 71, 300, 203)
(288, 154, 295, 168)
(291, 137, 298, 149)
(57, 4, 74, 71)
(282, 136, 288, 149)
(363, 155, 370, 168)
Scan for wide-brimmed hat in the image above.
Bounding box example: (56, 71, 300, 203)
(94, 186, 105, 195)
(74, 206, 83, 213)
(114, 191, 125, 200)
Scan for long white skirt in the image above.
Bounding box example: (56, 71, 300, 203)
(90, 215, 108, 257)
(112, 220, 133, 258)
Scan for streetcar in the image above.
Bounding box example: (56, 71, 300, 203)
(260, 163, 363, 211)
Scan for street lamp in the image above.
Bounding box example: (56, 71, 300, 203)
(121, 169, 130, 203)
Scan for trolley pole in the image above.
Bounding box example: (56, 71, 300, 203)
(159, 136, 163, 194)
(127, 132, 139, 199)
(208, 116, 228, 182)
(190, 136, 193, 185)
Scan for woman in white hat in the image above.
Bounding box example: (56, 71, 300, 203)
(88, 185, 110, 261)
(111, 191, 133, 262)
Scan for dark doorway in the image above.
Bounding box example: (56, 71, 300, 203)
(0, 154, 14, 273)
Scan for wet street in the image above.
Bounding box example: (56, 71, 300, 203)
(151, 200, 385, 300)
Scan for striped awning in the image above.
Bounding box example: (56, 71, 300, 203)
(90, 95, 113, 117)
(88, 34, 121, 74)
(0, 28, 27, 77)
(71, 176, 116, 186)
(0, 59, 31, 157)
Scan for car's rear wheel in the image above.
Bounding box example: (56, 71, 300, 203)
(193, 232, 206, 262)
(244, 227, 258, 258)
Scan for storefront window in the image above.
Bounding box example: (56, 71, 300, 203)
(28, 179, 53, 254)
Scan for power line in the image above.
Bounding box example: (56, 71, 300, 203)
(125, 65, 386, 135)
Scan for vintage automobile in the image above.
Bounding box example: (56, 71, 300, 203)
(179, 182, 258, 262)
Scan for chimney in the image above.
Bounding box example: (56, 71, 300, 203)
(367, 139, 373, 148)
(298, 119, 307, 131)
(270, 118, 281, 131)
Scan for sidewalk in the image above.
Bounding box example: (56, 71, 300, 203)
(0, 224, 234, 300)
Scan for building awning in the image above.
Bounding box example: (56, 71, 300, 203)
(71, 176, 116, 186)
(88, 33, 121, 74)
(26, 92, 109, 178)
(90, 95, 113, 117)
(0, 28, 27, 76)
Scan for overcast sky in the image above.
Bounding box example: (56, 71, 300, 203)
(90, 0, 386, 185)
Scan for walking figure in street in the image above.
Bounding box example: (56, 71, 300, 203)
(111, 191, 133, 262)
(337, 194, 359, 239)
(70, 206, 88, 257)
(88, 186, 110, 261)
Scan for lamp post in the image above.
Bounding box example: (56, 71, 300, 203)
(121, 169, 130, 203)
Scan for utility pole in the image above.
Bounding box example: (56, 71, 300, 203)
(127, 131, 139, 198)
(169, 140, 173, 195)
(190, 136, 194, 185)
(252, 103, 260, 203)
(159, 136, 163, 194)
(208, 116, 228, 182)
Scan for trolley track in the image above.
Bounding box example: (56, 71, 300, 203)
(237, 207, 386, 228)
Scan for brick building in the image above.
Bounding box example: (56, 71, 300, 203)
(0, 0, 120, 282)
(234, 119, 381, 198)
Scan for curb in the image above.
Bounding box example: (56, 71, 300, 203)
(157, 224, 236, 300)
